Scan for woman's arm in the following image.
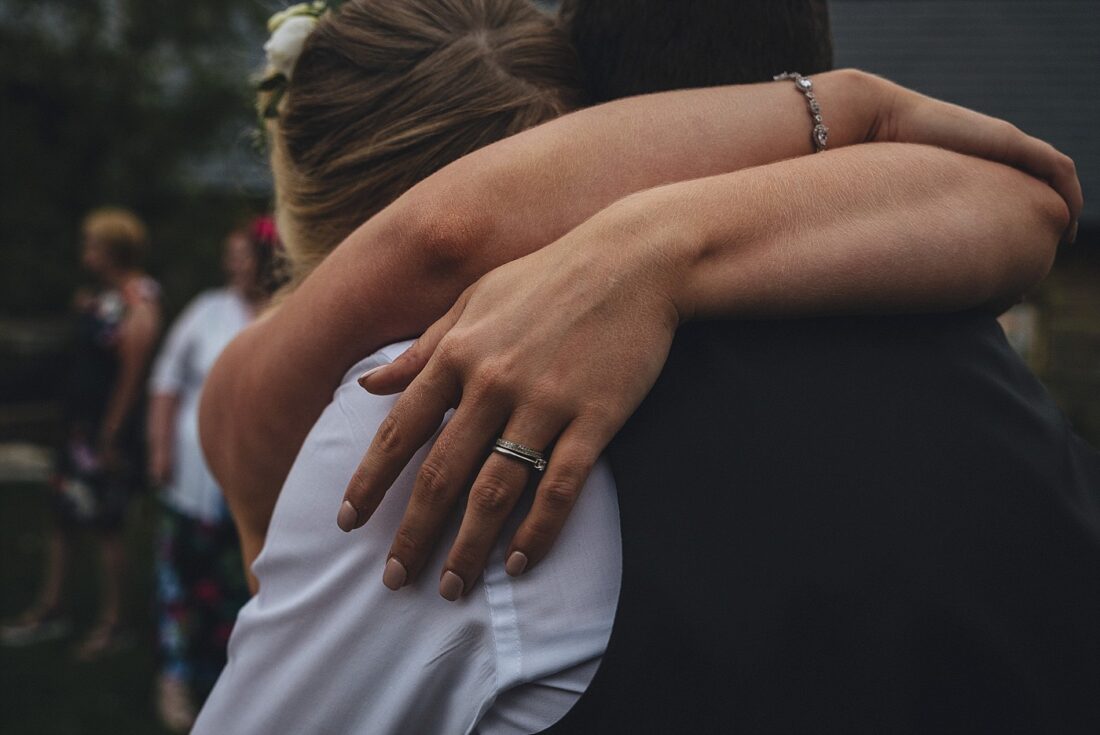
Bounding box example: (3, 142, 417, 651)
(346, 143, 1070, 596)
(101, 299, 160, 460)
(147, 393, 179, 486)
(201, 70, 1079, 570)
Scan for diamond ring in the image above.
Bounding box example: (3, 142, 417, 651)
(492, 438, 548, 472)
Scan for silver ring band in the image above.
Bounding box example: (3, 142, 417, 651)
(493, 438, 548, 472)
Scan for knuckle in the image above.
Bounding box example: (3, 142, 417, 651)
(415, 460, 453, 507)
(469, 475, 516, 517)
(471, 359, 505, 389)
(433, 337, 465, 372)
(373, 414, 404, 456)
(391, 526, 424, 560)
(462, 374, 497, 406)
(538, 478, 580, 513)
(472, 355, 520, 394)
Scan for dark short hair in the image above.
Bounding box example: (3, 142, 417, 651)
(560, 0, 834, 103)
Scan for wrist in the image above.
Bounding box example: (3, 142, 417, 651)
(593, 187, 699, 327)
(818, 68, 893, 147)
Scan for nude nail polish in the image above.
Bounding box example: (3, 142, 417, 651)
(505, 551, 528, 577)
(439, 571, 464, 601)
(383, 557, 407, 590)
(337, 500, 359, 532)
(357, 365, 385, 389)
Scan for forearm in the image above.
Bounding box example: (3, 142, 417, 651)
(243, 71, 884, 393)
(103, 364, 146, 439)
(604, 143, 1066, 321)
(261, 69, 881, 373)
(104, 305, 159, 442)
(257, 65, 1066, 390)
(414, 68, 881, 279)
(201, 69, 882, 514)
(147, 394, 179, 459)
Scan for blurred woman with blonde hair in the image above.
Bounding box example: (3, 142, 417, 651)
(2, 207, 161, 661)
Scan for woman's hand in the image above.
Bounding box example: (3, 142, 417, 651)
(875, 78, 1081, 241)
(340, 206, 681, 598)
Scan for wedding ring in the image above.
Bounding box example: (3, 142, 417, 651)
(492, 438, 548, 472)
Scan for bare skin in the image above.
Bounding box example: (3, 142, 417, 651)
(352, 143, 1070, 598)
(199, 70, 1079, 589)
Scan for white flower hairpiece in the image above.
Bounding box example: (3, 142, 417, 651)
(257, 1, 344, 125)
(264, 15, 317, 80)
(263, 1, 328, 80)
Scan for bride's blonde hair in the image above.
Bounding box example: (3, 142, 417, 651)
(263, 0, 584, 287)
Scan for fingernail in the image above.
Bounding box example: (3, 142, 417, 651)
(383, 557, 407, 590)
(439, 570, 464, 601)
(505, 551, 528, 577)
(337, 500, 359, 532)
(357, 365, 387, 389)
(1067, 220, 1078, 245)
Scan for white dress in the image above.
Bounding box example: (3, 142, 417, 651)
(194, 340, 622, 734)
(148, 288, 253, 522)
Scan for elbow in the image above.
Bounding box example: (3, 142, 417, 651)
(395, 178, 491, 282)
(985, 184, 1065, 312)
(1020, 181, 1068, 285)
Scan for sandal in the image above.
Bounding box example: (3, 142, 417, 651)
(0, 609, 71, 647)
(74, 620, 134, 662)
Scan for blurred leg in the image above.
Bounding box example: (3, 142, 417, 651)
(156, 507, 197, 732)
(189, 517, 248, 699)
(34, 526, 68, 615)
(0, 523, 72, 646)
(98, 531, 125, 626)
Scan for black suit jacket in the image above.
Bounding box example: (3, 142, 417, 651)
(545, 312, 1100, 734)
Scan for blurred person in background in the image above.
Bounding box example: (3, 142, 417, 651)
(146, 216, 282, 732)
(1, 207, 161, 661)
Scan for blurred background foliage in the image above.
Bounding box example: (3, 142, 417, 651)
(0, 0, 271, 318)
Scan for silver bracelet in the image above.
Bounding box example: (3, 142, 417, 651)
(774, 71, 829, 152)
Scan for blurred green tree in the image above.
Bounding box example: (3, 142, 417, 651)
(0, 0, 272, 317)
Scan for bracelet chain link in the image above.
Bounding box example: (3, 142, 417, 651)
(774, 71, 829, 152)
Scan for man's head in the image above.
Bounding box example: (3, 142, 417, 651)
(560, 0, 833, 103)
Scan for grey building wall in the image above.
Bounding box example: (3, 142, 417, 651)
(831, 1, 1099, 222)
